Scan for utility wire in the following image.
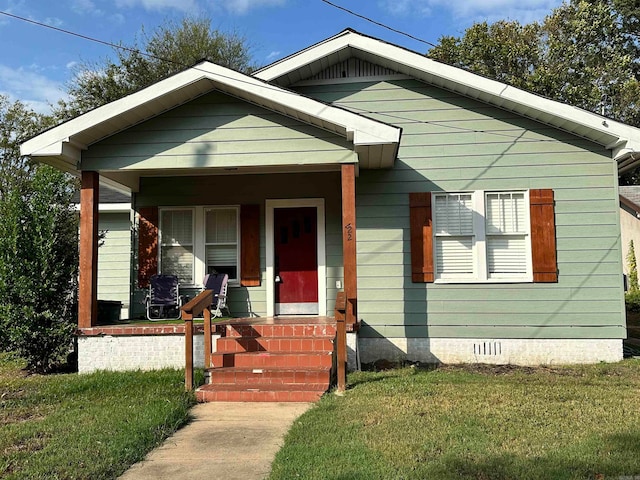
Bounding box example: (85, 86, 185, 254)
(0, 9, 564, 145)
(318, 0, 438, 48)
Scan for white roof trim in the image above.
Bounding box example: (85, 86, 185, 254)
(255, 29, 640, 169)
(21, 60, 401, 171)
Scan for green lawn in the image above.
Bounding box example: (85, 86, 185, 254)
(0, 354, 197, 479)
(270, 361, 640, 480)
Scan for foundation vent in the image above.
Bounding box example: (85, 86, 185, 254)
(473, 341, 502, 356)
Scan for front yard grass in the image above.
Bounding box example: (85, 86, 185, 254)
(0, 353, 196, 479)
(270, 360, 640, 480)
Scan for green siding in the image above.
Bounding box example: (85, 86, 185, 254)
(297, 78, 624, 340)
(98, 212, 131, 317)
(131, 172, 342, 318)
(82, 91, 356, 171)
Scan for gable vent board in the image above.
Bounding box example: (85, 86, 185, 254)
(310, 58, 399, 80)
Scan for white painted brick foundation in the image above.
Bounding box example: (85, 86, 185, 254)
(78, 334, 220, 373)
(357, 337, 623, 366)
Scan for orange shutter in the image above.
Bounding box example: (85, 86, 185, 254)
(409, 193, 434, 283)
(240, 204, 261, 287)
(530, 189, 558, 283)
(138, 207, 158, 288)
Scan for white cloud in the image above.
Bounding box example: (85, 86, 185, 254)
(0, 64, 66, 114)
(377, 0, 431, 17)
(66, 61, 79, 70)
(43, 17, 64, 27)
(220, 0, 287, 15)
(379, 0, 563, 23)
(114, 0, 199, 12)
(71, 0, 97, 13)
(266, 51, 281, 61)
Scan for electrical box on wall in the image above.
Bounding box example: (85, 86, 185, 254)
(336, 280, 342, 289)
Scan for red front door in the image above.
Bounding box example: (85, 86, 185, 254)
(274, 207, 318, 315)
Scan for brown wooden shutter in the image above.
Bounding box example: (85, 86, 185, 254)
(138, 207, 158, 288)
(530, 189, 558, 283)
(409, 193, 434, 283)
(240, 204, 261, 287)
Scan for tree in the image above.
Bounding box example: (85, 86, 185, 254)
(0, 166, 78, 372)
(0, 95, 53, 199)
(429, 20, 541, 92)
(629, 240, 639, 292)
(55, 16, 254, 121)
(428, 0, 640, 126)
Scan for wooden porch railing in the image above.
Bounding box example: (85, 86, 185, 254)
(334, 291, 347, 392)
(181, 289, 213, 391)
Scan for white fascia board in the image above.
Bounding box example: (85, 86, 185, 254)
(198, 63, 400, 145)
(21, 69, 205, 158)
(256, 31, 640, 155)
(22, 59, 400, 163)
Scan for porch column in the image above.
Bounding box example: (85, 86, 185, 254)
(341, 164, 357, 327)
(79, 171, 99, 328)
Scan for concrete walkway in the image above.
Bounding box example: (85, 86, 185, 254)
(119, 402, 312, 480)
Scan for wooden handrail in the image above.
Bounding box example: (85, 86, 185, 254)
(182, 289, 214, 391)
(334, 291, 347, 393)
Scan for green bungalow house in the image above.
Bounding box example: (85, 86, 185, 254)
(20, 30, 640, 398)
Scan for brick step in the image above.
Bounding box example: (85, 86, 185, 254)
(210, 351, 333, 369)
(215, 336, 334, 354)
(196, 383, 327, 402)
(206, 366, 331, 386)
(218, 323, 336, 338)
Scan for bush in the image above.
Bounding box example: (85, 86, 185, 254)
(0, 166, 78, 372)
(625, 290, 640, 313)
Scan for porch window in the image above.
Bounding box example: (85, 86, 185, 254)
(205, 207, 239, 282)
(159, 209, 194, 285)
(432, 191, 531, 282)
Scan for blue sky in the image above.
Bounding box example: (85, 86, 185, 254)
(0, 0, 563, 113)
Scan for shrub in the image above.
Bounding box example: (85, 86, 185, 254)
(0, 166, 78, 372)
(625, 290, 640, 313)
(628, 240, 639, 292)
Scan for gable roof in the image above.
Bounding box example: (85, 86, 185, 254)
(255, 29, 640, 172)
(21, 60, 401, 176)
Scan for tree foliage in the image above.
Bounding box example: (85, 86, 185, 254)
(0, 95, 54, 199)
(0, 166, 78, 372)
(55, 16, 253, 121)
(428, 0, 640, 125)
(629, 240, 639, 292)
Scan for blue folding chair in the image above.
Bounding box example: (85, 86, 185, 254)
(203, 273, 231, 318)
(145, 274, 183, 320)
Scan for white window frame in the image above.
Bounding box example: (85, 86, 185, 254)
(158, 207, 196, 286)
(204, 206, 240, 284)
(158, 205, 241, 287)
(432, 190, 532, 283)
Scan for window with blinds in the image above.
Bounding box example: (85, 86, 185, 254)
(432, 191, 531, 282)
(205, 207, 239, 281)
(434, 193, 474, 277)
(160, 209, 194, 284)
(485, 192, 528, 277)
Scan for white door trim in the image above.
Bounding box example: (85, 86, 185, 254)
(266, 198, 326, 317)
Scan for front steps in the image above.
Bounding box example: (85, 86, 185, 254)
(196, 321, 336, 402)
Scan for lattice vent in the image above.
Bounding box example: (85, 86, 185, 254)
(309, 58, 399, 80)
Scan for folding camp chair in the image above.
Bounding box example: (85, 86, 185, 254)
(203, 273, 231, 318)
(145, 274, 183, 320)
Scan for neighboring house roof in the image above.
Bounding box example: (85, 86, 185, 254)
(72, 183, 131, 212)
(20, 60, 401, 177)
(255, 29, 640, 172)
(620, 186, 640, 216)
